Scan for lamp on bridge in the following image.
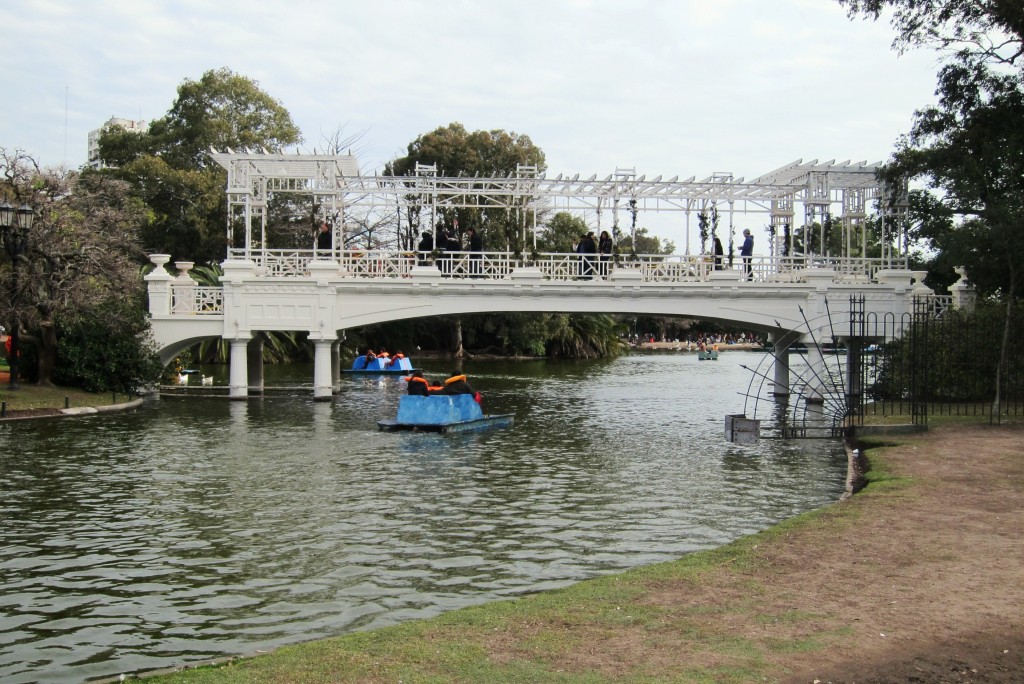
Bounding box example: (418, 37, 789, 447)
(0, 201, 35, 390)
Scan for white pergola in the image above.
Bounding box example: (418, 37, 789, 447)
(212, 151, 907, 263)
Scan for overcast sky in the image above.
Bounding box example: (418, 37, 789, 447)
(2, 1, 941, 246)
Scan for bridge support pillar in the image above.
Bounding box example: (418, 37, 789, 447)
(771, 339, 791, 398)
(803, 344, 826, 404)
(313, 339, 334, 401)
(247, 337, 264, 395)
(229, 339, 250, 400)
(331, 340, 342, 394)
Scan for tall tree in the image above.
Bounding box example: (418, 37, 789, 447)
(98, 68, 303, 264)
(386, 122, 546, 254)
(840, 0, 1024, 412)
(1, 148, 160, 388)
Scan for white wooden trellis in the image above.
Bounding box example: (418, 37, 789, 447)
(211, 152, 901, 264)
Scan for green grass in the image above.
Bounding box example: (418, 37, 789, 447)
(142, 488, 886, 683)
(24, 404, 1013, 682)
(0, 382, 126, 412)
(862, 403, 1024, 427)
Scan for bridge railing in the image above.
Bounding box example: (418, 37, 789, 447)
(171, 286, 224, 315)
(221, 248, 902, 283)
(159, 250, 912, 318)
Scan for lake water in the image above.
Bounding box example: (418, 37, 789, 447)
(0, 351, 845, 683)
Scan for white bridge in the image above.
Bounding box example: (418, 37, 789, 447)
(144, 152, 974, 401)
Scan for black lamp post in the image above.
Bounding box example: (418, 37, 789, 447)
(0, 201, 34, 390)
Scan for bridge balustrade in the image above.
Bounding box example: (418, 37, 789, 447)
(171, 286, 224, 315)
(222, 248, 898, 283)
(340, 250, 417, 278)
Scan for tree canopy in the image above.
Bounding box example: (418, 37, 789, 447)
(841, 0, 1024, 299)
(98, 68, 303, 264)
(1, 147, 161, 390)
(387, 122, 546, 253)
(840, 0, 1024, 410)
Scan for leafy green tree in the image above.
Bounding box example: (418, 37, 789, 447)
(98, 68, 303, 264)
(617, 227, 675, 256)
(537, 212, 588, 252)
(386, 122, 546, 254)
(869, 301, 1023, 405)
(545, 313, 624, 358)
(1, 148, 159, 388)
(840, 0, 1024, 413)
(54, 298, 163, 393)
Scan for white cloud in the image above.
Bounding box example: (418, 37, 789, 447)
(3, 0, 938, 188)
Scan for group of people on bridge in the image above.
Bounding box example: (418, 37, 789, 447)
(573, 230, 614, 280)
(416, 226, 483, 276)
(711, 229, 754, 279)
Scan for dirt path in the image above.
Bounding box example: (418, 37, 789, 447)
(712, 423, 1024, 682)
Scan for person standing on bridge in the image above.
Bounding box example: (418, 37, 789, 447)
(713, 236, 724, 270)
(315, 222, 332, 256)
(467, 226, 483, 278)
(417, 231, 433, 266)
(598, 230, 613, 278)
(740, 229, 754, 280)
(437, 229, 454, 276)
(578, 231, 597, 279)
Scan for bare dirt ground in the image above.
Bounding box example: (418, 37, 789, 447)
(678, 423, 1024, 682)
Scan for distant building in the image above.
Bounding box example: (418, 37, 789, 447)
(87, 116, 147, 169)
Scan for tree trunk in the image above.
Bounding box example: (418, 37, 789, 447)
(993, 266, 1018, 417)
(30, 319, 58, 386)
(451, 316, 465, 359)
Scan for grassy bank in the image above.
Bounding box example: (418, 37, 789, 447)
(0, 382, 125, 415)
(123, 430, 945, 683)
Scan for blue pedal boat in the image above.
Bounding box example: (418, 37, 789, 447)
(378, 394, 514, 433)
(343, 355, 415, 375)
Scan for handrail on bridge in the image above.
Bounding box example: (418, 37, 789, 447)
(153, 249, 913, 318)
(224, 247, 902, 284)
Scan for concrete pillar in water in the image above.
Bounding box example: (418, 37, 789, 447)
(331, 340, 342, 394)
(804, 343, 826, 404)
(247, 336, 264, 395)
(229, 339, 250, 400)
(313, 339, 334, 401)
(771, 337, 791, 398)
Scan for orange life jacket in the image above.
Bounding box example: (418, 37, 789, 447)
(444, 374, 467, 385)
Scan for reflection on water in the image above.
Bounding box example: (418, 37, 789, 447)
(0, 352, 845, 683)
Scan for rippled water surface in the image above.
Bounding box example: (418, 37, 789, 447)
(0, 352, 845, 683)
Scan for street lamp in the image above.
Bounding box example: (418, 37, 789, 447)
(0, 201, 34, 390)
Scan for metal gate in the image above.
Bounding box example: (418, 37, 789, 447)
(738, 295, 1022, 441)
(848, 295, 1023, 427)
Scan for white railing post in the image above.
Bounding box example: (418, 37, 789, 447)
(144, 254, 174, 316)
(171, 261, 197, 314)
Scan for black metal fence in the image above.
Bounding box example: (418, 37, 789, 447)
(849, 296, 1024, 426)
